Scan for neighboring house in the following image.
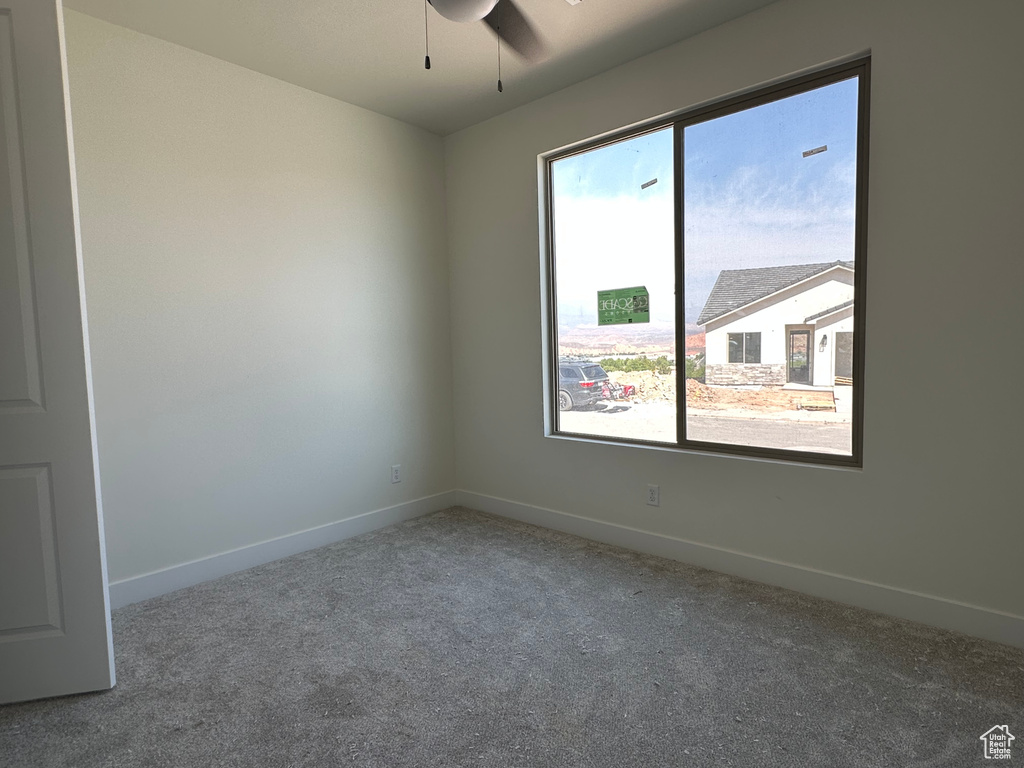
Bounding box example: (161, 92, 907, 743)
(697, 261, 854, 387)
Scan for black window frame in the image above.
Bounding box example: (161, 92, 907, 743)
(543, 57, 869, 468)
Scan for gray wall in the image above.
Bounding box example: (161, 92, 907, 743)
(445, 0, 1024, 618)
(64, 11, 455, 583)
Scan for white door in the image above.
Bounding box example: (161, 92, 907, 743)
(0, 0, 114, 703)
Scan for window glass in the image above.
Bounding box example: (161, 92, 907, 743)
(547, 61, 866, 464)
(835, 332, 853, 380)
(744, 333, 761, 364)
(551, 128, 676, 444)
(728, 333, 743, 363)
(684, 77, 859, 456)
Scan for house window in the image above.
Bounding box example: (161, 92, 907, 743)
(728, 333, 761, 364)
(546, 58, 868, 466)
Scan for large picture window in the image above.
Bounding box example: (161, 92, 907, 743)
(546, 59, 868, 466)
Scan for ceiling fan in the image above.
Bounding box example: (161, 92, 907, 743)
(426, 0, 546, 64)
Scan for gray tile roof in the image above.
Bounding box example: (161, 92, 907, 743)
(696, 261, 854, 326)
(805, 299, 854, 323)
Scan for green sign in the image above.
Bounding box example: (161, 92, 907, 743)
(597, 286, 650, 326)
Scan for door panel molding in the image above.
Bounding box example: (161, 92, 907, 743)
(0, 464, 63, 640)
(0, 11, 44, 411)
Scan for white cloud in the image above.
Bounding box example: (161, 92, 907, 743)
(554, 192, 675, 323)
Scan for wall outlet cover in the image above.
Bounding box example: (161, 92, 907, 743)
(646, 484, 659, 506)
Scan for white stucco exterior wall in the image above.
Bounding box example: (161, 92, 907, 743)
(704, 270, 854, 384)
(706, 270, 854, 365)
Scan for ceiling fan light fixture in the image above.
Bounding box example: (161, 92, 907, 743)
(428, 0, 500, 24)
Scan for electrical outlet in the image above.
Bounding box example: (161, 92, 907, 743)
(646, 484, 659, 507)
(391, 464, 401, 484)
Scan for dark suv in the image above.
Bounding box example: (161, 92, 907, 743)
(558, 360, 611, 411)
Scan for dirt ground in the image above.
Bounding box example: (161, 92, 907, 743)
(607, 369, 836, 412)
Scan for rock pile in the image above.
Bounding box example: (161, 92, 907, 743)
(608, 370, 836, 412)
(607, 370, 675, 402)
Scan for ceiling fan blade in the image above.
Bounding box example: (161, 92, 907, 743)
(484, 0, 546, 62)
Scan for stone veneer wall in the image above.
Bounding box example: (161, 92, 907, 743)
(706, 363, 787, 386)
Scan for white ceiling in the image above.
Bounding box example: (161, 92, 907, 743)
(64, 0, 780, 136)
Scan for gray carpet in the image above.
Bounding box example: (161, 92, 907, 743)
(2, 508, 1021, 767)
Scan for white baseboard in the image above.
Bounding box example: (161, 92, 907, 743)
(108, 491, 456, 609)
(456, 490, 1024, 650)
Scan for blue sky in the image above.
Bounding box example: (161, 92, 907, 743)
(552, 76, 859, 327)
